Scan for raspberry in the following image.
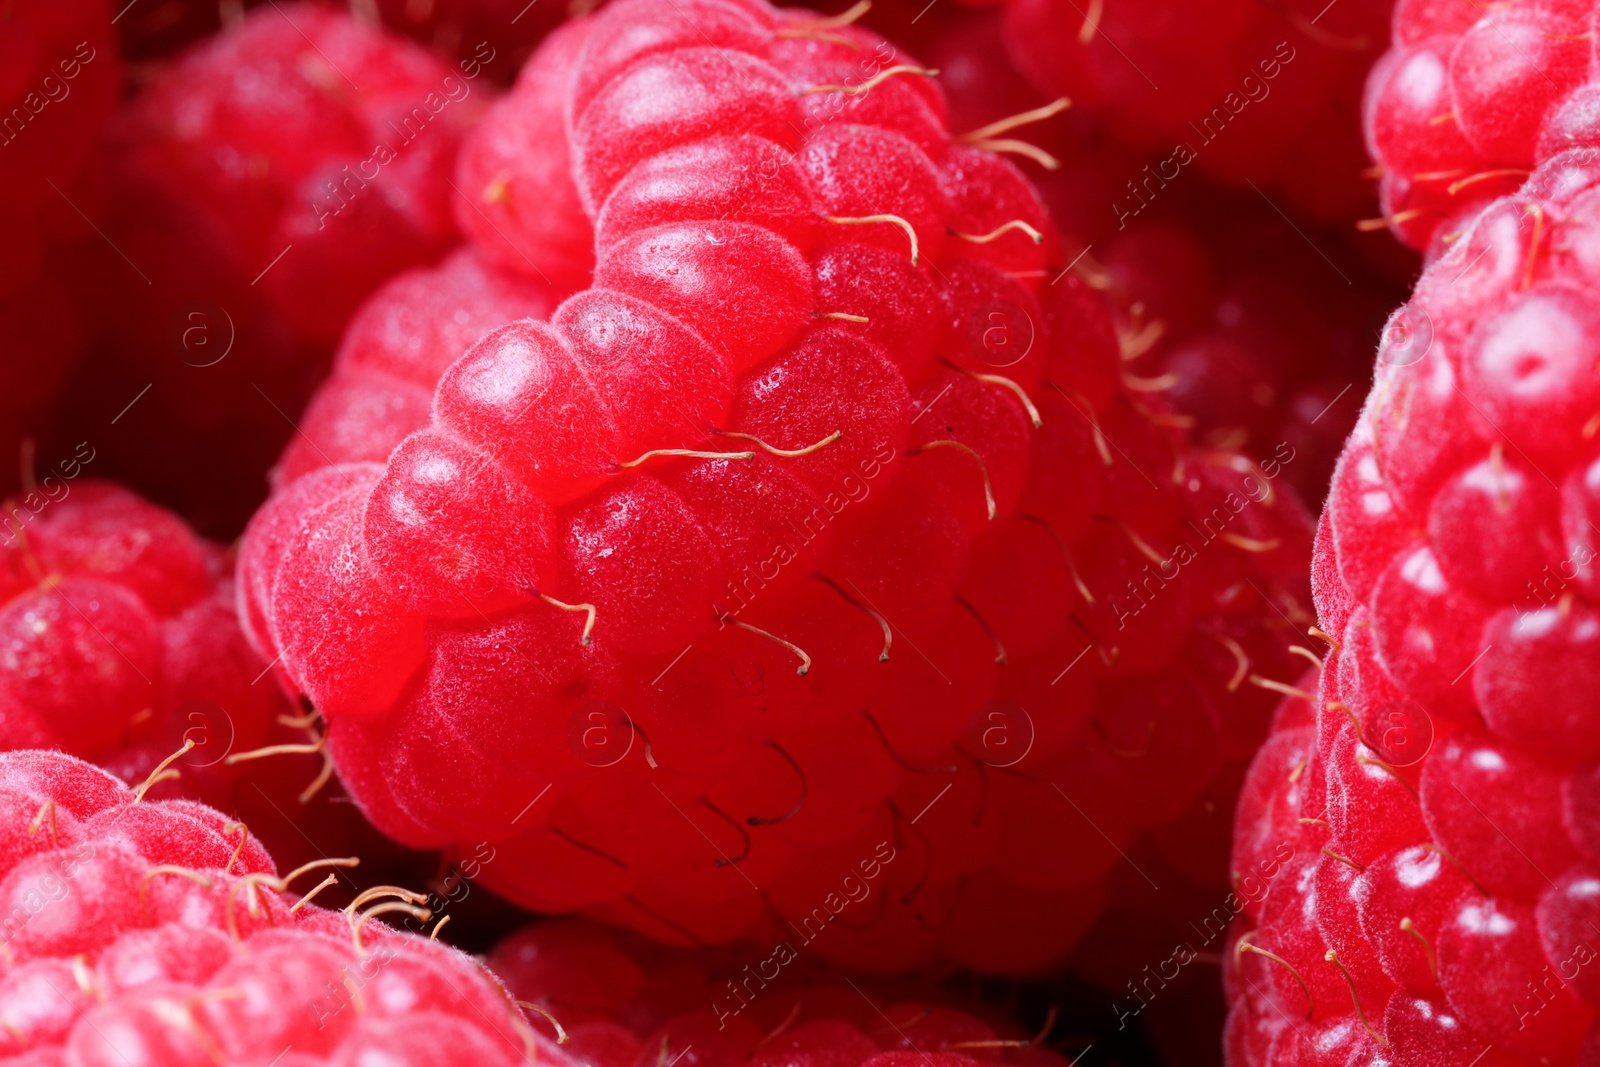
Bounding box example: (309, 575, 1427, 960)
(487, 918, 1070, 1066)
(1226, 167, 1600, 1062)
(0, 479, 377, 875)
(1362, 0, 1598, 251)
(274, 246, 566, 489)
(111, 3, 473, 345)
(68, 4, 481, 534)
(1096, 208, 1398, 505)
(997, 0, 1390, 223)
(453, 20, 596, 289)
(245, 0, 1314, 974)
(0, 748, 553, 1066)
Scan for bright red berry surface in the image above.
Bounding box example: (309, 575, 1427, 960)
(1226, 149, 1600, 1062)
(0, 748, 551, 1066)
(241, 0, 1316, 976)
(1362, 0, 1600, 252)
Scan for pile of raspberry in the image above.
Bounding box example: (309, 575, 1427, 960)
(240, 0, 1314, 974)
(0, 749, 551, 1065)
(64, 3, 483, 533)
(1225, 137, 1600, 1064)
(1364, 0, 1600, 253)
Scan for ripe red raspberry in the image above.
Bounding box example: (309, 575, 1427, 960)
(1226, 168, 1600, 1063)
(489, 918, 1072, 1067)
(997, 0, 1389, 223)
(111, 3, 474, 345)
(245, 0, 1314, 974)
(271, 246, 567, 490)
(1096, 210, 1399, 506)
(1362, 0, 1596, 252)
(0, 748, 554, 1066)
(71, 3, 483, 534)
(452, 20, 596, 289)
(0, 479, 372, 874)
